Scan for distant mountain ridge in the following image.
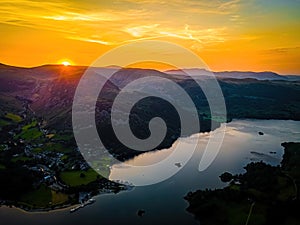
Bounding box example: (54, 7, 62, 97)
(1, 63, 299, 81)
(165, 68, 291, 81)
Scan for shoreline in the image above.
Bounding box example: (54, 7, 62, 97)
(0, 203, 74, 214)
(0, 186, 131, 214)
(184, 141, 300, 224)
(1, 119, 299, 214)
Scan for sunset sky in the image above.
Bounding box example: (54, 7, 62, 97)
(0, 0, 299, 74)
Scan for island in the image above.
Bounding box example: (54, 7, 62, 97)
(184, 142, 300, 225)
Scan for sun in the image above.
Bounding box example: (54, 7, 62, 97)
(58, 59, 74, 66)
(62, 61, 71, 66)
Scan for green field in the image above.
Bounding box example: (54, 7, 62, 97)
(32, 147, 43, 153)
(16, 127, 43, 141)
(43, 142, 73, 153)
(0, 164, 6, 169)
(52, 133, 73, 141)
(60, 155, 68, 160)
(60, 169, 99, 187)
(20, 186, 69, 208)
(20, 185, 52, 208)
(11, 155, 32, 163)
(51, 190, 69, 205)
(91, 157, 112, 178)
(0, 119, 11, 127)
(22, 120, 38, 131)
(5, 113, 22, 123)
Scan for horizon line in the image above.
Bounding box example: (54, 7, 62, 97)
(0, 62, 299, 76)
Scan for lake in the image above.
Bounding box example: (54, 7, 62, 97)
(0, 119, 299, 225)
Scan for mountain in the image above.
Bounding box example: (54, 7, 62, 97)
(285, 75, 300, 81)
(0, 63, 300, 139)
(1, 64, 299, 125)
(0, 63, 300, 164)
(165, 68, 289, 81)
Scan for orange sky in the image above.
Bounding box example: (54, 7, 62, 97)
(0, 0, 299, 74)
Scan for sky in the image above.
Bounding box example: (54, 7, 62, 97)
(0, 0, 299, 74)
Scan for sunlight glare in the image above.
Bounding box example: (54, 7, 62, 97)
(62, 61, 71, 66)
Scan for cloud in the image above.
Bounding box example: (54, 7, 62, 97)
(219, 0, 241, 11)
(126, 24, 160, 37)
(118, 0, 242, 15)
(66, 22, 228, 48)
(262, 46, 300, 55)
(124, 23, 227, 45)
(0, 0, 146, 32)
(0, 0, 265, 50)
(0, 0, 230, 47)
(68, 36, 111, 45)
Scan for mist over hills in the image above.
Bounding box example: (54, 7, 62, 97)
(165, 68, 291, 80)
(0, 63, 299, 125)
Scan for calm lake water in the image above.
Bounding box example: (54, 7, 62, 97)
(1, 120, 299, 225)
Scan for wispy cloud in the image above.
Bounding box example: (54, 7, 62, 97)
(1, 0, 299, 73)
(0, 0, 231, 47)
(43, 12, 121, 22)
(123, 23, 227, 47)
(73, 21, 227, 49)
(68, 36, 111, 45)
(126, 24, 160, 37)
(0, 1, 147, 33)
(262, 46, 300, 55)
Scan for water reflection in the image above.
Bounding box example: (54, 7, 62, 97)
(1, 120, 300, 225)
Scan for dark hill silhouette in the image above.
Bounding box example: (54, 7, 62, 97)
(0, 64, 300, 159)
